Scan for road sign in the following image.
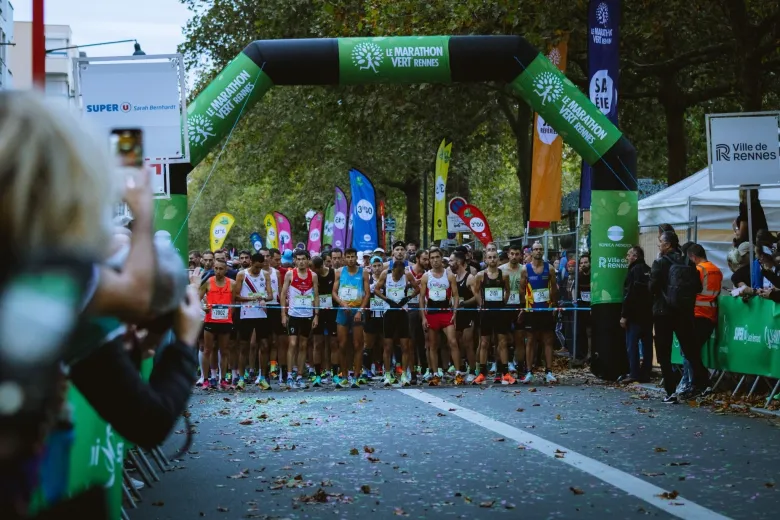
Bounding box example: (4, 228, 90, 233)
(385, 217, 397, 232)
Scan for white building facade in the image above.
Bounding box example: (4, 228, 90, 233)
(0, 0, 13, 89)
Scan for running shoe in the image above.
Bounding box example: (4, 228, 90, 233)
(312, 375, 322, 387)
(493, 374, 502, 384)
(255, 376, 271, 391)
(225, 372, 232, 384)
(383, 374, 396, 387)
(428, 375, 441, 387)
(320, 371, 332, 385)
(332, 374, 343, 387)
(195, 376, 204, 386)
(269, 361, 279, 379)
(349, 376, 359, 389)
(663, 394, 679, 404)
(201, 380, 210, 390)
(236, 378, 246, 390)
(220, 379, 230, 390)
(400, 372, 411, 387)
(545, 372, 557, 384)
(422, 369, 433, 382)
(507, 362, 518, 375)
(209, 377, 218, 389)
(473, 373, 486, 385)
(414, 365, 422, 379)
(520, 371, 534, 384)
(285, 377, 294, 390)
(488, 362, 497, 377)
(295, 377, 308, 389)
(244, 369, 251, 380)
(248, 369, 256, 382)
(447, 365, 457, 378)
(395, 364, 404, 377)
(454, 372, 465, 386)
(356, 375, 368, 386)
(437, 369, 445, 380)
(502, 373, 517, 385)
(466, 373, 476, 384)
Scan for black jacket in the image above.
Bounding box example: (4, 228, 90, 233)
(649, 250, 701, 316)
(70, 336, 197, 449)
(622, 259, 652, 323)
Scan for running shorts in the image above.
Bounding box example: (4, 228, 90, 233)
(479, 310, 510, 337)
(312, 309, 337, 337)
(425, 311, 454, 331)
(238, 317, 270, 341)
(266, 306, 286, 335)
(336, 308, 365, 328)
(364, 315, 384, 335)
(383, 310, 410, 339)
(287, 316, 313, 338)
(204, 322, 233, 335)
(523, 310, 556, 332)
(456, 309, 475, 332)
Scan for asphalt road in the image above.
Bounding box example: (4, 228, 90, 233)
(132, 379, 780, 520)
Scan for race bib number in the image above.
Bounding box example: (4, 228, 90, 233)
(211, 306, 229, 321)
(508, 291, 521, 305)
(485, 287, 503, 302)
(532, 288, 550, 304)
(370, 297, 387, 311)
(429, 287, 447, 301)
(339, 286, 358, 302)
(293, 295, 313, 308)
(580, 291, 591, 302)
(319, 295, 333, 309)
(387, 286, 405, 302)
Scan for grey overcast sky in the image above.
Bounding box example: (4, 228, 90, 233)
(13, 0, 192, 57)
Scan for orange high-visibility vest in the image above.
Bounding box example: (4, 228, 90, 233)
(695, 261, 722, 322)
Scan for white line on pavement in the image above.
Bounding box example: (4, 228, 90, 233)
(397, 388, 731, 520)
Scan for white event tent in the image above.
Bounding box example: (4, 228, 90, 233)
(638, 167, 780, 272)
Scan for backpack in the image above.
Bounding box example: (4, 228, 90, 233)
(664, 255, 700, 309)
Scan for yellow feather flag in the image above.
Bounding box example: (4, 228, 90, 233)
(433, 139, 453, 241)
(209, 212, 235, 252)
(264, 213, 278, 249)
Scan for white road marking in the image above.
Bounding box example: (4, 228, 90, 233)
(397, 388, 731, 520)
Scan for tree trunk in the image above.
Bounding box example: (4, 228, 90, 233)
(403, 178, 422, 245)
(659, 75, 688, 186)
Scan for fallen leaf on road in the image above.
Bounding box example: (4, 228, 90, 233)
(554, 449, 566, 459)
(569, 487, 585, 495)
(239, 419, 253, 425)
(480, 500, 495, 508)
(669, 461, 690, 466)
(532, 403, 541, 407)
(217, 506, 230, 512)
(363, 445, 375, 453)
(516, 408, 525, 412)
(290, 422, 301, 427)
(517, 445, 527, 450)
(218, 409, 230, 415)
(494, 437, 505, 442)
(437, 412, 446, 417)
(448, 408, 456, 411)
(654, 447, 668, 453)
(765, 482, 775, 488)
(394, 508, 409, 516)
(463, 495, 472, 503)
(556, 414, 562, 420)
(642, 472, 666, 477)
(257, 413, 268, 420)
(361, 485, 371, 494)
(350, 448, 359, 455)
(300, 400, 307, 404)
(152, 501, 164, 506)
(657, 490, 679, 500)
(228, 469, 249, 479)
(529, 387, 537, 392)
(223, 397, 231, 402)
(367, 456, 381, 463)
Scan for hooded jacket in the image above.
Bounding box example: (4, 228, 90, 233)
(622, 259, 652, 323)
(649, 249, 701, 316)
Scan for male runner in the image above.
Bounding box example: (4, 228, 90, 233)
(233, 253, 273, 390)
(406, 241, 419, 262)
(280, 249, 319, 389)
(238, 250, 252, 269)
(451, 251, 478, 382)
(330, 248, 344, 269)
(420, 247, 462, 385)
(199, 258, 235, 390)
(263, 248, 285, 381)
(501, 244, 526, 377)
(408, 249, 429, 380)
(520, 241, 559, 384)
(363, 256, 387, 382)
(475, 250, 513, 384)
(311, 255, 337, 386)
(375, 258, 419, 386)
(332, 248, 370, 388)
(385, 240, 408, 271)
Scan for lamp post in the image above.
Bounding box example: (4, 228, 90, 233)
(32, 0, 45, 89)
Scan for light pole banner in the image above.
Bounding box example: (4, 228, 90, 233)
(529, 35, 568, 227)
(333, 187, 349, 249)
(274, 212, 293, 252)
(322, 201, 335, 247)
(433, 139, 453, 241)
(209, 212, 235, 252)
(349, 168, 378, 250)
(456, 204, 493, 246)
(346, 198, 354, 250)
(580, 0, 621, 209)
(590, 190, 637, 304)
(307, 212, 324, 254)
(264, 213, 278, 249)
(80, 61, 184, 161)
(249, 232, 263, 252)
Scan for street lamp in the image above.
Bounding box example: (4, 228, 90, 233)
(132, 42, 146, 56)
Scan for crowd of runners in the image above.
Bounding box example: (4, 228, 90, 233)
(190, 240, 573, 391)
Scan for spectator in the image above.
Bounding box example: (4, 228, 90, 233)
(733, 189, 767, 246)
(650, 231, 702, 404)
(728, 242, 752, 291)
(569, 254, 591, 365)
(619, 246, 653, 383)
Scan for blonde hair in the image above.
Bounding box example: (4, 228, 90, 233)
(0, 91, 119, 258)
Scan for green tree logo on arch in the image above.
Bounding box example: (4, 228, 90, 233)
(352, 42, 384, 73)
(533, 72, 564, 106)
(189, 114, 216, 146)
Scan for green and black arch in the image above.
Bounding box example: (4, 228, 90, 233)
(175, 36, 638, 377)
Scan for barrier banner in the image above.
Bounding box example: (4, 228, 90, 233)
(580, 0, 621, 209)
(274, 212, 293, 252)
(349, 168, 378, 250)
(332, 187, 348, 249)
(433, 139, 453, 241)
(322, 201, 335, 247)
(529, 35, 568, 227)
(307, 212, 323, 254)
(209, 212, 235, 252)
(672, 296, 780, 378)
(264, 213, 278, 249)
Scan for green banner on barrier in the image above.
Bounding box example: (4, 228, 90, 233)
(672, 296, 780, 378)
(338, 36, 451, 84)
(590, 190, 637, 304)
(154, 194, 189, 266)
(186, 52, 274, 166)
(510, 53, 622, 165)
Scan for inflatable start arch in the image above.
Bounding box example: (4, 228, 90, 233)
(178, 36, 638, 378)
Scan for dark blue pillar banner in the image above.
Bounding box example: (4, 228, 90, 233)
(348, 168, 378, 250)
(579, 0, 621, 209)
